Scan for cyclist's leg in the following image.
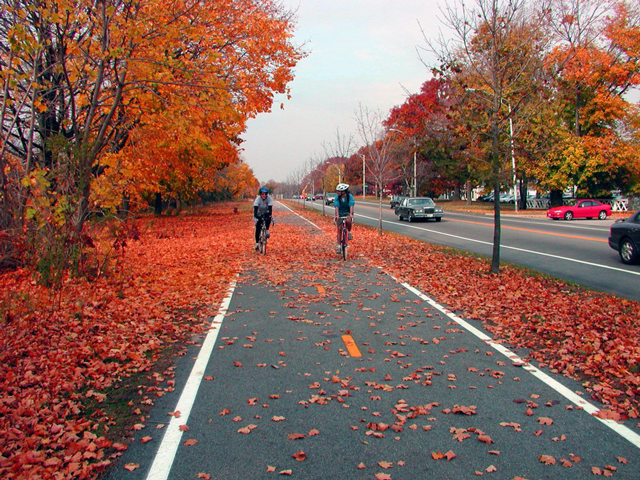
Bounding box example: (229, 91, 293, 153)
(265, 216, 272, 237)
(345, 217, 353, 239)
(255, 218, 262, 244)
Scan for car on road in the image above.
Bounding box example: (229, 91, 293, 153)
(608, 210, 640, 264)
(325, 193, 337, 205)
(396, 197, 444, 222)
(546, 199, 612, 221)
(389, 195, 407, 209)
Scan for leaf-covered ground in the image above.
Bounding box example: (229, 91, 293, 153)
(0, 202, 638, 479)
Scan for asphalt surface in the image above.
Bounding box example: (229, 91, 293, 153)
(104, 204, 640, 480)
(297, 199, 640, 302)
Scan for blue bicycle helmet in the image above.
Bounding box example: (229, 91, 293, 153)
(259, 187, 269, 194)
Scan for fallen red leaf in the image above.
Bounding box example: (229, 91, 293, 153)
(539, 454, 556, 465)
(375, 474, 392, 480)
(292, 450, 307, 461)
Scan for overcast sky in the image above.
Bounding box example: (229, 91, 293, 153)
(240, 0, 449, 183)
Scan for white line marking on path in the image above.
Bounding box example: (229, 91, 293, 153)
(396, 278, 640, 450)
(145, 277, 238, 480)
(277, 201, 323, 230)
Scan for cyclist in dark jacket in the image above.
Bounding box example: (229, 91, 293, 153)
(253, 187, 273, 250)
(334, 183, 354, 254)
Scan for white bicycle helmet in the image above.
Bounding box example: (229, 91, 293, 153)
(336, 183, 349, 192)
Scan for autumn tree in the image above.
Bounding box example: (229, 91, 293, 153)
(428, 0, 551, 273)
(1, 0, 304, 273)
(541, 0, 640, 199)
(355, 103, 403, 235)
(385, 77, 478, 201)
(322, 128, 355, 189)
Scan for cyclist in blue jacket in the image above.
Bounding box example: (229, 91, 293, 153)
(334, 183, 354, 254)
(253, 187, 273, 250)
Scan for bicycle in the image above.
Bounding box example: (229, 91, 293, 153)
(335, 215, 350, 260)
(257, 214, 273, 255)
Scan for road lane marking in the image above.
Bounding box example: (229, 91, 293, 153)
(341, 334, 362, 357)
(354, 202, 608, 242)
(446, 217, 608, 242)
(146, 277, 238, 480)
(278, 201, 322, 229)
(395, 278, 640, 450)
(355, 213, 640, 277)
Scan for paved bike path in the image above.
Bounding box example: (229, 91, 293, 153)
(106, 205, 639, 479)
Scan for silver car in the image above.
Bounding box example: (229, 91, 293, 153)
(396, 197, 444, 222)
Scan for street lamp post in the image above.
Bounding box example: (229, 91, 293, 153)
(467, 89, 518, 213)
(412, 140, 417, 197)
(506, 103, 518, 213)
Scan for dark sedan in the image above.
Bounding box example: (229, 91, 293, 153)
(608, 210, 640, 264)
(396, 197, 444, 222)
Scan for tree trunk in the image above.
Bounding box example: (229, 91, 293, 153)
(550, 189, 563, 207)
(378, 183, 383, 236)
(155, 193, 163, 215)
(119, 194, 130, 220)
(518, 175, 527, 210)
(491, 178, 501, 274)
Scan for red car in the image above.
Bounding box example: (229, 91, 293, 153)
(546, 199, 612, 221)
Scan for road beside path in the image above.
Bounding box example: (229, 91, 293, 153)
(105, 204, 639, 480)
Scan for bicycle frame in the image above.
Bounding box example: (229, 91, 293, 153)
(257, 214, 271, 255)
(337, 215, 349, 260)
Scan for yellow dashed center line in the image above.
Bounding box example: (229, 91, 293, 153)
(448, 218, 608, 243)
(341, 334, 362, 357)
